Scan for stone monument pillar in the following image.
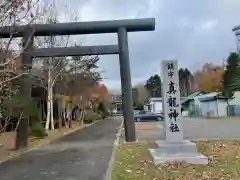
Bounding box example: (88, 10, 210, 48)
(149, 60, 208, 165)
(162, 60, 183, 142)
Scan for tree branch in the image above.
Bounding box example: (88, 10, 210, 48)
(0, 72, 28, 85)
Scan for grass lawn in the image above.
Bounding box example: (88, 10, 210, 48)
(112, 140, 240, 180)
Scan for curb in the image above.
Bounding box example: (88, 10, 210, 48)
(0, 119, 102, 165)
(103, 118, 124, 180)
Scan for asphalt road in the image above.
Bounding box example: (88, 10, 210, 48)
(182, 117, 240, 140)
(0, 117, 121, 180)
(136, 117, 240, 141)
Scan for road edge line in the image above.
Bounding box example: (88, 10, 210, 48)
(103, 118, 124, 180)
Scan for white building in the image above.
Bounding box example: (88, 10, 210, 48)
(149, 97, 187, 114)
(109, 94, 122, 115)
(149, 97, 163, 114)
(197, 91, 240, 117)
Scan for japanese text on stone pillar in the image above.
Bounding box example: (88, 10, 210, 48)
(166, 62, 180, 132)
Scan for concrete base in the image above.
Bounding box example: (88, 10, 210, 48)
(123, 140, 139, 144)
(149, 140, 208, 165)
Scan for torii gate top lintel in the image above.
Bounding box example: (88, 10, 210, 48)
(0, 18, 155, 38)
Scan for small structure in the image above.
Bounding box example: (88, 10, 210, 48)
(181, 92, 202, 117)
(181, 92, 202, 109)
(110, 94, 123, 115)
(197, 92, 225, 117)
(149, 97, 163, 114)
(198, 91, 240, 117)
(149, 60, 208, 165)
(111, 100, 123, 115)
(149, 97, 187, 114)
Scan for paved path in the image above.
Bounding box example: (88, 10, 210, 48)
(182, 117, 240, 140)
(136, 118, 240, 141)
(136, 122, 163, 141)
(0, 117, 121, 180)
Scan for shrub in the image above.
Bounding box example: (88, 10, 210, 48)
(84, 110, 102, 124)
(98, 111, 104, 119)
(98, 102, 109, 118)
(134, 102, 144, 110)
(29, 122, 48, 138)
(2, 94, 47, 136)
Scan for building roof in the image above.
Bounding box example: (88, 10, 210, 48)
(148, 97, 187, 104)
(197, 92, 225, 101)
(188, 92, 202, 99)
(181, 92, 202, 104)
(149, 97, 163, 101)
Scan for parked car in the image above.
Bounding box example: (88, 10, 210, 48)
(134, 110, 164, 122)
(134, 110, 140, 114)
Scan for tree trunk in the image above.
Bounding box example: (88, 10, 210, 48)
(50, 88, 54, 130)
(45, 90, 51, 130)
(15, 117, 28, 150)
(68, 107, 72, 128)
(57, 99, 62, 129)
(45, 65, 55, 130)
(80, 110, 84, 125)
(63, 107, 68, 128)
(45, 68, 52, 130)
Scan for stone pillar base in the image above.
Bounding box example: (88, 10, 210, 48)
(149, 140, 208, 165)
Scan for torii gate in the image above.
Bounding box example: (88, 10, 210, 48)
(0, 18, 155, 149)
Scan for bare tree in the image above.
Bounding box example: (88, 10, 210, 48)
(0, 0, 47, 150)
(29, 0, 76, 130)
(0, 0, 46, 91)
(134, 84, 149, 104)
(0, 0, 45, 65)
(0, 0, 45, 116)
(33, 0, 101, 130)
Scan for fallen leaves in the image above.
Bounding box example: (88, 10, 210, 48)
(112, 141, 240, 180)
(125, 169, 132, 173)
(162, 161, 188, 169)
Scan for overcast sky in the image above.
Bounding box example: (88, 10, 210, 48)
(54, 0, 240, 92)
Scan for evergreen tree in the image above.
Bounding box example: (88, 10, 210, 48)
(222, 52, 240, 101)
(144, 74, 162, 97)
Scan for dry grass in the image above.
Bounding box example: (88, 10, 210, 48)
(0, 121, 97, 163)
(112, 140, 240, 180)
